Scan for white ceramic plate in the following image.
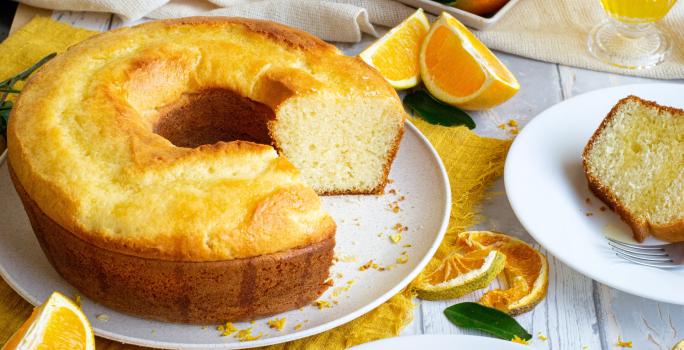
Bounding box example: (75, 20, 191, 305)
(395, 0, 521, 30)
(0, 121, 450, 349)
(350, 335, 529, 350)
(505, 83, 684, 305)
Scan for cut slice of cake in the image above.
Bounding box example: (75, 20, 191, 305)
(583, 96, 684, 242)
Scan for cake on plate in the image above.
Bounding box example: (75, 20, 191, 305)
(7, 17, 407, 323)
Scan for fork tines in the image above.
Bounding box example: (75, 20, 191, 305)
(607, 238, 678, 269)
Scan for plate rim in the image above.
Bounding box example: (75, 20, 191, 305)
(504, 82, 684, 306)
(0, 119, 452, 349)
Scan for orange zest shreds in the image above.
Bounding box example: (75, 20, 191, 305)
(313, 300, 332, 309)
(235, 328, 263, 342)
(359, 260, 375, 271)
(390, 233, 402, 243)
(508, 119, 519, 127)
(267, 318, 286, 331)
(511, 335, 529, 345)
(617, 337, 633, 348)
(294, 323, 303, 330)
(217, 322, 238, 336)
(537, 333, 548, 341)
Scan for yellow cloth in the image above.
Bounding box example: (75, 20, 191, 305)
(0, 17, 511, 349)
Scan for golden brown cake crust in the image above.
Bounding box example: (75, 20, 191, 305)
(582, 95, 684, 242)
(8, 17, 353, 261)
(11, 165, 334, 323)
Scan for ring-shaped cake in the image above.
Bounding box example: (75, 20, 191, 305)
(8, 17, 406, 323)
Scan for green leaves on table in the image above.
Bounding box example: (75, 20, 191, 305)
(403, 90, 476, 129)
(444, 302, 532, 341)
(0, 52, 57, 137)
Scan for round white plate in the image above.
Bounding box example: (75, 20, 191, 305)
(0, 121, 450, 349)
(505, 83, 684, 305)
(350, 335, 529, 350)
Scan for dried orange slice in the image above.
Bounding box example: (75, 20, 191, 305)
(2, 292, 95, 350)
(419, 12, 520, 110)
(416, 249, 506, 300)
(460, 231, 549, 315)
(359, 9, 430, 89)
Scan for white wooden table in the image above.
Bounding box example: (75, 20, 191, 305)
(10, 4, 684, 350)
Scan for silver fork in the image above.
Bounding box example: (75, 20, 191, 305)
(607, 238, 684, 269)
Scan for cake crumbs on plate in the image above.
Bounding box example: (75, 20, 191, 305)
(392, 223, 408, 233)
(389, 233, 402, 243)
(537, 333, 547, 341)
(508, 119, 519, 127)
(582, 345, 589, 350)
(95, 313, 109, 322)
(586, 212, 594, 217)
(511, 335, 529, 345)
(294, 323, 303, 330)
(334, 254, 358, 263)
(585, 197, 591, 204)
(335, 272, 345, 279)
(388, 188, 397, 195)
(313, 300, 332, 309)
(617, 337, 633, 348)
(267, 318, 286, 331)
(236, 328, 263, 342)
(73, 294, 82, 308)
(324, 278, 334, 287)
(359, 260, 375, 271)
(217, 322, 238, 336)
(396, 251, 409, 264)
(151, 329, 157, 335)
(600, 206, 606, 211)
(403, 244, 412, 248)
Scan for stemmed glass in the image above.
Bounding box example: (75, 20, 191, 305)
(588, 0, 678, 69)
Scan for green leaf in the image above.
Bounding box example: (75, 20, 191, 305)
(403, 90, 476, 129)
(444, 302, 532, 341)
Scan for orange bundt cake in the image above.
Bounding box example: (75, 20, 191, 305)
(7, 17, 407, 323)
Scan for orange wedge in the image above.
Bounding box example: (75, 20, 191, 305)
(459, 231, 548, 315)
(420, 12, 520, 110)
(2, 292, 95, 350)
(359, 9, 430, 89)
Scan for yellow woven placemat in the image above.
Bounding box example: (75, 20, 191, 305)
(0, 17, 511, 350)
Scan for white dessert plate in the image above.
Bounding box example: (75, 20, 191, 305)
(350, 335, 529, 350)
(505, 83, 684, 305)
(0, 121, 450, 349)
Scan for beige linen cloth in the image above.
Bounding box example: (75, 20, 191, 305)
(17, 0, 684, 78)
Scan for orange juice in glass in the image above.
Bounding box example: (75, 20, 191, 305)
(589, 0, 678, 69)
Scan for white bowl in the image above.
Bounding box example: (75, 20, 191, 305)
(395, 0, 520, 30)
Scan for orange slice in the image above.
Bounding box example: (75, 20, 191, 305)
(2, 292, 95, 350)
(459, 231, 549, 315)
(419, 12, 520, 110)
(416, 249, 506, 300)
(359, 9, 430, 89)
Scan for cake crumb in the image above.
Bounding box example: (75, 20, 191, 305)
(586, 212, 594, 217)
(396, 253, 409, 264)
(313, 300, 332, 309)
(508, 119, 519, 127)
(403, 244, 412, 248)
(537, 333, 547, 341)
(267, 318, 286, 331)
(95, 314, 109, 322)
(585, 197, 591, 204)
(617, 337, 632, 348)
(498, 123, 507, 129)
(511, 335, 529, 345)
(510, 128, 519, 135)
(73, 294, 82, 308)
(359, 260, 374, 271)
(600, 206, 606, 212)
(217, 322, 238, 336)
(335, 272, 344, 279)
(389, 233, 402, 244)
(389, 189, 397, 195)
(236, 328, 263, 342)
(294, 323, 303, 330)
(324, 278, 334, 287)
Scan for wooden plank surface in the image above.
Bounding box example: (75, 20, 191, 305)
(6, 5, 684, 350)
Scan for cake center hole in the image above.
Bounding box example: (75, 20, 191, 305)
(154, 88, 275, 148)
